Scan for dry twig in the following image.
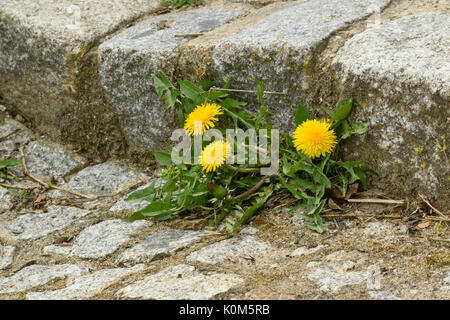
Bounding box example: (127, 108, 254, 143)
(235, 175, 270, 200)
(19, 146, 92, 199)
(174, 32, 205, 38)
(210, 86, 287, 96)
(0, 128, 21, 142)
(418, 193, 448, 220)
(347, 198, 405, 204)
(0, 183, 31, 190)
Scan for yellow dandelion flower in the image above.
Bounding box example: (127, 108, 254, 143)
(184, 102, 223, 136)
(199, 141, 231, 173)
(292, 119, 337, 159)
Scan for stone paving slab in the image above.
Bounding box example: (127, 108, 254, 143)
(109, 179, 164, 213)
(1, 205, 90, 240)
(0, 118, 31, 157)
(290, 245, 327, 257)
(0, 1, 161, 159)
(0, 245, 16, 270)
(333, 12, 450, 205)
(117, 264, 244, 299)
(185, 235, 269, 264)
(441, 272, 450, 291)
(115, 229, 207, 266)
(10, 140, 86, 180)
(0, 264, 89, 294)
(208, 0, 391, 131)
(51, 162, 145, 198)
(368, 290, 400, 300)
(0, 187, 14, 211)
(44, 219, 150, 259)
(99, 7, 243, 151)
(26, 264, 145, 300)
(363, 221, 396, 236)
(306, 250, 371, 292)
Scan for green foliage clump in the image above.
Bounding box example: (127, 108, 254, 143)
(0, 158, 20, 180)
(123, 73, 374, 233)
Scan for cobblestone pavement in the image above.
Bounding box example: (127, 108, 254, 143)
(0, 114, 449, 300)
(0, 0, 449, 300)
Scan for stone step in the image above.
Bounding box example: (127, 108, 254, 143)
(332, 12, 450, 205)
(1, 0, 449, 203)
(99, 7, 245, 150)
(0, 0, 162, 159)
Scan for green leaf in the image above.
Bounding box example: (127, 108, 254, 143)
(304, 216, 324, 233)
(162, 180, 177, 193)
(181, 97, 195, 114)
(337, 160, 365, 184)
(122, 211, 146, 222)
(211, 185, 227, 199)
(339, 120, 351, 140)
(200, 76, 213, 91)
(0, 172, 14, 180)
(0, 159, 21, 169)
(355, 167, 367, 189)
(332, 98, 353, 121)
(221, 97, 246, 109)
(164, 89, 179, 111)
(294, 105, 310, 126)
(152, 74, 170, 99)
(235, 185, 274, 229)
(322, 107, 334, 118)
(351, 121, 368, 135)
(150, 151, 172, 167)
(125, 181, 157, 203)
(138, 200, 176, 217)
(335, 175, 349, 197)
(255, 104, 268, 129)
(204, 90, 227, 101)
(177, 107, 185, 125)
(222, 75, 231, 89)
(178, 80, 204, 105)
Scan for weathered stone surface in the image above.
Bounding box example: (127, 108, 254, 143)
(99, 8, 243, 151)
(1, 205, 90, 240)
(240, 226, 259, 235)
(0, 264, 89, 294)
(51, 162, 144, 198)
(306, 250, 370, 292)
(186, 235, 269, 264)
(0, 118, 31, 157)
(200, 0, 391, 131)
(0, 245, 16, 270)
(0, 0, 161, 159)
(363, 221, 396, 236)
(109, 179, 164, 213)
(26, 264, 144, 300)
(290, 215, 305, 228)
(115, 229, 206, 266)
(10, 140, 86, 180)
(43, 219, 150, 258)
(368, 290, 400, 300)
(117, 264, 243, 299)
(0, 187, 13, 211)
(290, 245, 326, 257)
(333, 12, 450, 205)
(441, 271, 450, 291)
